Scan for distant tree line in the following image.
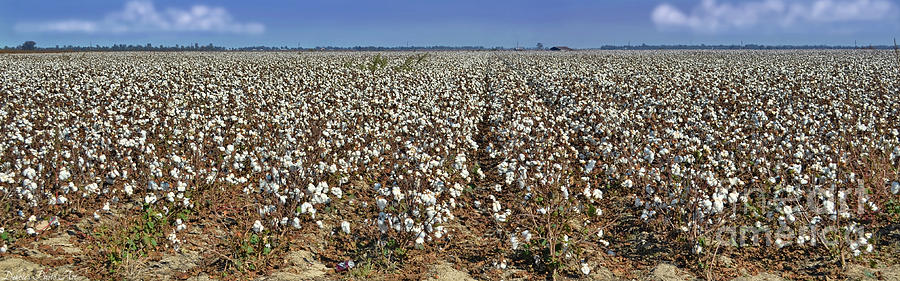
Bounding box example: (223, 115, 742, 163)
(4, 41, 228, 51)
(4, 40, 898, 52)
(592, 43, 896, 50)
(304, 46, 488, 51)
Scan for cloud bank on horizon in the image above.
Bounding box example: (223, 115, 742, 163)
(5, 0, 898, 47)
(14, 1, 264, 34)
(652, 0, 899, 33)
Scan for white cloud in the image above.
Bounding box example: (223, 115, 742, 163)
(652, 0, 898, 33)
(15, 1, 264, 34)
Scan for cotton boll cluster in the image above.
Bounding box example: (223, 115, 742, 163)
(252, 220, 265, 233)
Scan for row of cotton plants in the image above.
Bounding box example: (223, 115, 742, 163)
(490, 51, 900, 266)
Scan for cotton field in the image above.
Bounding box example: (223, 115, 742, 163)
(0, 51, 898, 280)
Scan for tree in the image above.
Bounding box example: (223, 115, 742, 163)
(21, 41, 36, 50)
(536, 43, 544, 50)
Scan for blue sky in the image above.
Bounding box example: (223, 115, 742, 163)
(1, 0, 898, 48)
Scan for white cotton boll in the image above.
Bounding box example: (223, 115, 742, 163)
(622, 179, 633, 189)
(0, 244, 6, 253)
(892, 182, 899, 195)
(713, 197, 724, 213)
(392, 186, 404, 201)
(823, 200, 836, 215)
(580, 262, 591, 275)
(317, 182, 329, 194)
(592, 189, 603, 200)
(331, 187, 343, 199)
(510, 235, 520, 250)
(93, 212, 101, 221)
(58, 168, 70, 181)
(316, 220, 324, 229)
(404, 218, 415, 232)
(84, 183, 99, 195)
(22, 167, 36, 180)
(0, 173, 13, 184)
(166, 192, 175, 202)
(492, 200, 502, 213)
(252, 220, 265, 233)
(300, 202, 315, 215)
(811, 216, 822, 225)
(124, 184, 134, 197)
(728, 192, 739, 204)
(102, 202, 111, 212)
(292, 217, 301, 229)
(415, 236, 425, 247)
(450, 183, 463, 198)
(341, 221, 351, 234)
(376, 198, 387, 211)
(144, 194, 157, 205)
(377, 217, 388, 233)
(584, 160, 596, 174)
(640, 209, 656, 221)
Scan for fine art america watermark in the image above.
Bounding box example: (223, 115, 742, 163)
(674, 183, 882, 250)
(2, 270, 80, 281)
